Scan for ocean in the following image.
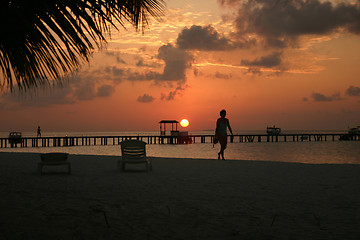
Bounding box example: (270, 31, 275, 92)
(1, 130, 359, 164)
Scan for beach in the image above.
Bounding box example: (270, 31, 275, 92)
(0, 152, 359, 240)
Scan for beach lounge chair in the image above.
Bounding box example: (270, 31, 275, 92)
(38, 153, 71, 174)
(118, 140, 152, 172)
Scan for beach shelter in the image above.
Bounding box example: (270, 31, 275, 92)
(159, 120, 179, 136)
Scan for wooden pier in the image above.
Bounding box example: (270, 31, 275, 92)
(0, 133, 359, 149)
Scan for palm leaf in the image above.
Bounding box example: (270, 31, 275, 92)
(0, 0, 164, 90)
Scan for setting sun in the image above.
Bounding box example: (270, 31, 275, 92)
(180, 119, 189, 128)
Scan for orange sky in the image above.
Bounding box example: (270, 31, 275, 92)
(1, 0, 360, 132)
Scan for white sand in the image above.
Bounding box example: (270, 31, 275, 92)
(0, 152, 359, 240)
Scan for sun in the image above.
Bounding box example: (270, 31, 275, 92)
(180, 119, 189, 128)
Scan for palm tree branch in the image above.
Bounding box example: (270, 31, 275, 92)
(0, 0, 165, 90)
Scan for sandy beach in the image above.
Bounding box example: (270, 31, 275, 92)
(0, 152, 359, 240)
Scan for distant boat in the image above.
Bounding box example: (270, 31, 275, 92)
(348, 126, 360, 135)
(267, 126, 281, 135)
(339, 126, 360, 141)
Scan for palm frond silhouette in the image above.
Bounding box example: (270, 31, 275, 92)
(0, 0, 164, 90)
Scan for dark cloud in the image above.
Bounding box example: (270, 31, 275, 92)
(63, 74, 116, 101)
(312, 92, 342, 102)
(246, 67, 262, 75)
(125, 44, 193, 84)
(0, 71, 119, 108)
(137, 94, 155, 103)
(68, 73, 102, 101)
(73, 83, 96, 101)
(105, 51, 126, 64)
(177, 25, 235, 51)
(97, 84, 115, 97)
(105, 66, 125, 76)
(215, 72, 232, 79)
(104, 66, 126, 82)
(105, 66, 158, 82)
(161, 85, 189, 101)
(241, 52, 282, 67)
(156, 44, 193, 82)
(221, 0, 360, 48)
(98, 44, 193, 101)
(127, 71, 159, 81)
(135, 58, 160, 68)
(346, 85, 360, 96)
(0, 83, 74, 109)
(70, 43, 194, 102)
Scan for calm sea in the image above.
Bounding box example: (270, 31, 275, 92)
(1, 130, 359, 164)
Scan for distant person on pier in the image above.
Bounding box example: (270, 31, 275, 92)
(215, 109, 233, 160)
(37, 126, 41, 138)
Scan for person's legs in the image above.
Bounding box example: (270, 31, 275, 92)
(221, 142, 227, 160)
(218, 146, 224, 159)
(218, 144, 222, 159)
(218, 136, 227, 160)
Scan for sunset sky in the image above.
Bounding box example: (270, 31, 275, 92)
(1, 0, 360, 133)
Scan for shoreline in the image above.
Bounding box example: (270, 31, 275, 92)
(1, 152, 360, 239)
(1, 141, 360, 165)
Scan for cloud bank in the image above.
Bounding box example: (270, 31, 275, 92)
(241, 52, 282, 67)
(220, 0, 360, 48)
(312, 92, 342, 102)
(177, 25, 236, 51)
(137, 94, 155, 103)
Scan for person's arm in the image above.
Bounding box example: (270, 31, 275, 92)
(215, 118, 220, 136)
(227, 119, 233, 135)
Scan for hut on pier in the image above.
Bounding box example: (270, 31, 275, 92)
(159, 120, 192, 144)
(159, 120, 179, 136)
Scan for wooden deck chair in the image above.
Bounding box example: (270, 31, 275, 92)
(118, 140, 152, 172)
(38, 153, 71, 174)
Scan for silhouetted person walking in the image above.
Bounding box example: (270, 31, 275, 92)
(215, 109, 233, 160)
(37, 126, 41, 138)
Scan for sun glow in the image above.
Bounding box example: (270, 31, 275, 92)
(180, 119, 189, 127)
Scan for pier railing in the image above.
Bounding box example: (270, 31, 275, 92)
(1, 133, 359, 149)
